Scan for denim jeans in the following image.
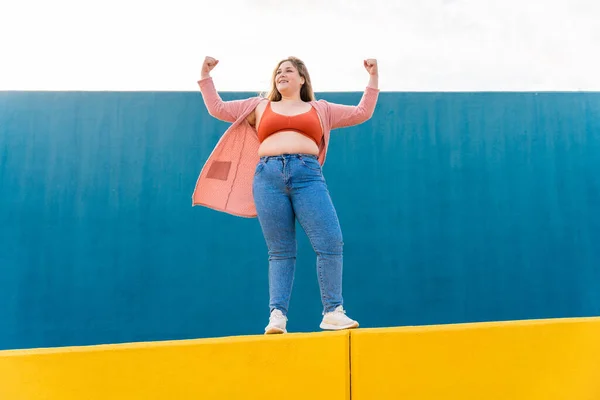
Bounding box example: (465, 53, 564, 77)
(252, 153, 344, 316)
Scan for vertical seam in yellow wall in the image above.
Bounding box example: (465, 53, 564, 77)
(348, 330, 353, 400)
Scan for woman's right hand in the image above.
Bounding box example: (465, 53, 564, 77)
(201, 56, 219, 79)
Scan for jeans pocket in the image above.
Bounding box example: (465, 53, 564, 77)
(299, 156, 321, 171)
(254, 160, 266, 176)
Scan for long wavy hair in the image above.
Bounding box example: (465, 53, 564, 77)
(266, 57, 315, 102)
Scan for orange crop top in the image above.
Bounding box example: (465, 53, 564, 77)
(257, 102, 323, 145)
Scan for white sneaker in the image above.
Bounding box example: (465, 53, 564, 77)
(320, 306, 359, 330)
(265, 309, 287, 334)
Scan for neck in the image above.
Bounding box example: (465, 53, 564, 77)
(280, 92, 302, 102)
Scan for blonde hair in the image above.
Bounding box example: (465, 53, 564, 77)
(266, 56, 315, 102)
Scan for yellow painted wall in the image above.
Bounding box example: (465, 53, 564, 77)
(0, 331, 350, 400)
(2, 317, 600, 399)
(351, 317, 600, 400)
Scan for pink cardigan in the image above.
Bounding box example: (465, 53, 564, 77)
(192, 77, 380, 217)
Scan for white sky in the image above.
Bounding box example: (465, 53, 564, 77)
(1, 0, 599, 91)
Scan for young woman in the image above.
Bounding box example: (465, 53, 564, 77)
(194, 56, 379, 334)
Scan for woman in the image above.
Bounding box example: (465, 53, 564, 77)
(194, 56, 379, 334)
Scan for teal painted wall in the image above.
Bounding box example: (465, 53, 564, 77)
(1, 90, 599, 350)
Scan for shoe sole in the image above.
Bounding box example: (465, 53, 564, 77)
(265, 327, 287, 334)
(320, 321, 359, 331)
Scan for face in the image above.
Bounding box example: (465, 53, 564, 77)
(275, 61, 305, 95)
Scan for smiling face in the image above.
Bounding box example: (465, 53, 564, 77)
(275, 61, 305, 96)
(267, 57, 315, 102)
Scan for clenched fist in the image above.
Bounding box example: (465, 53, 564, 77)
(363, 59, 378, 76)
(201, 56, 219, 79)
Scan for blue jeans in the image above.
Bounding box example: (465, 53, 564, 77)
(252, 153, 344, 316)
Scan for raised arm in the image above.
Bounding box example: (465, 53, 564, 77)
(326, 59, 380, 129)
(198, 56, 248, 123)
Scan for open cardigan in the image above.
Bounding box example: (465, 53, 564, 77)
(192, 77, 380, 217)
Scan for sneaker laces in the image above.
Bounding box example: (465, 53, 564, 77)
(270, 309, 285, 321)
(327, 306, 346, 316)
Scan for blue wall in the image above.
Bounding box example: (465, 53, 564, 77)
(1, 90, 599, 350)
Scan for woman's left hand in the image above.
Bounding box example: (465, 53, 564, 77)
(364, 59, 378, 76)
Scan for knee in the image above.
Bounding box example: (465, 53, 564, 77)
(314, 236, 344, 256)
(268, 244, 298, 261)
(269, 252, 297, 261)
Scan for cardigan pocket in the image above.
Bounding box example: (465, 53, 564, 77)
(206, 161, 231, 181)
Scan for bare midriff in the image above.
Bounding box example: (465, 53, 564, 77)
(257, 131, 319, 157)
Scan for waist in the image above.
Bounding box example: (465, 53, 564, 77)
(258, 131, 319, 157)
(259, 153, 318, 162)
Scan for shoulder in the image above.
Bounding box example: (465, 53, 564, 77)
(249, 98, 270, 127)
(311, 99, 330, 107)
(256, 98, 269, 108)
(254, 98, 269, 115)
(238, 96, 266, 110)
(310, 99, 331, 112)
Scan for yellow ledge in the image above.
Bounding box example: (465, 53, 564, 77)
(0, 331, 350, 400)
(352, 317, 600, 400)
(1, 317, 599, 399)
